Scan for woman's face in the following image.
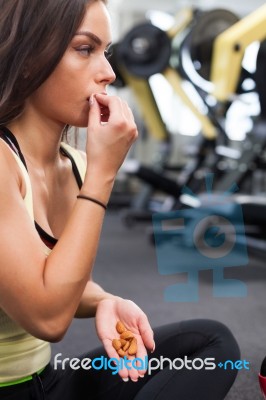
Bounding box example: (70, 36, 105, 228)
(27, 1, 116, 128)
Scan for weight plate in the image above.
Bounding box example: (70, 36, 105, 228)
(180, 9, 239, 84)
(117, 23, 172, 78)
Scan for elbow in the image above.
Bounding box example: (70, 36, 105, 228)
(43, 318, 71, 343)
(41, 326, 67, 343)
(28, 316, 71, 343)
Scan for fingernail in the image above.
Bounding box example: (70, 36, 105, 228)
(122, 378, 129, 382)
(151, 342, 156, 353)
(139, 374, 145, 378)
(90, 95, 94, 106)
(131, 378, 138, 382)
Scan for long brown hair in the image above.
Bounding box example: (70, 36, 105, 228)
(0, 0, 106, 127)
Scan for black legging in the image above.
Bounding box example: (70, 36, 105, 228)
(0, 319, 240, 400)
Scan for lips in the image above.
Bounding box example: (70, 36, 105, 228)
(86, 94, 109, 121)
(87, 92, 107, 101)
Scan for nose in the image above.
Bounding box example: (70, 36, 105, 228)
(97, 56, 116, 86)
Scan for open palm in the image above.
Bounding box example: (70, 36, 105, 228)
(95, 298, 154, 381)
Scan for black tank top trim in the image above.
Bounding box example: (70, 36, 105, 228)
(0, 126, 83, 249)
(34, 223, 58, 249)
(0, 126, 28, 168)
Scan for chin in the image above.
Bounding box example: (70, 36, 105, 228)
(65, 114, 89, 129)
(74, 121, 88, 128)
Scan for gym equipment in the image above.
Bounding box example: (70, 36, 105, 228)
(109, 8, 233, 218)
(255, 39, 266, 119)
(110, 5, 266, 250)
(116, 23, 172, 79)
(109, 43, 172, 214)
(108, 21, 174, 213)
(180, 9, 239, 83)
(210, 4, 266, 101)
(114, 8, 221, 141)
(259, 356, 266, 399)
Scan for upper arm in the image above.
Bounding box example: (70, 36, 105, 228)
(0, 142, 48, 334)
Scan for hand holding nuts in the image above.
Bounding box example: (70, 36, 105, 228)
(116, 321, 126, 334)
(112, 321, 137, 357)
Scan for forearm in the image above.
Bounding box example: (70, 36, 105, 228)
(43, 176, 114, 320)
(75, 280, 118, 318)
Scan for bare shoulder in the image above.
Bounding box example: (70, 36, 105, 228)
(0, 139, 23, 188)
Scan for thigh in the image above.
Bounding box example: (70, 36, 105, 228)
(151, 318, 240, 361)
(0, 365, 61, 400)
(133, 318, 240, 400)
(46, 319, 240, 400)
(0, 385, 31, 400)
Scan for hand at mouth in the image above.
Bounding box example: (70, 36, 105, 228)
(88, 95, 110, 122)
(99, 104, 110, 122)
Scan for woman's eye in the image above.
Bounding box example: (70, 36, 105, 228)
(76, 46, 94, 56)
(75, 46, 113, 59)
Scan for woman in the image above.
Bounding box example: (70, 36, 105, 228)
(0, 0, 240, 399)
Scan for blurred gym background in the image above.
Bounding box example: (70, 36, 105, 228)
(52, 1, 266, 398)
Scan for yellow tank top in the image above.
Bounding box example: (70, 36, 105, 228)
(0, 141, 86, 383)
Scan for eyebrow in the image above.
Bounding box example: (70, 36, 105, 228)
(74, 31, 111, 47)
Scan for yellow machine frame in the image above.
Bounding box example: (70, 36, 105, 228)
(117, 4, 266, 141)
(211, 3, 266, 101)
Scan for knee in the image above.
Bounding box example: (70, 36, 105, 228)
(204, 319, 241, 361)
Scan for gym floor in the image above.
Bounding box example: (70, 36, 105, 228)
(51, 209, 266, 400)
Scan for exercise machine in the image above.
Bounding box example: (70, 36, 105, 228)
(109, 4, 266, 244)
(109, 7, 239, 223)
(259, 356, 266, 399)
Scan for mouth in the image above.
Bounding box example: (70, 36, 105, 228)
(86, 95, 110, 122)
(87, 92, 108, 101)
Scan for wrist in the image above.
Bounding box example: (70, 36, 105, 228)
(84, 167, 116, 186)
(82, 174, 115, 204)
(95, 294, 123, 313)
(77, 195, 107, 211)
(97, 293, 121, 305)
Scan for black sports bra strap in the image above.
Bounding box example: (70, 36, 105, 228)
(0, 126, 28, 170)
(60, 146, 83, 189)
